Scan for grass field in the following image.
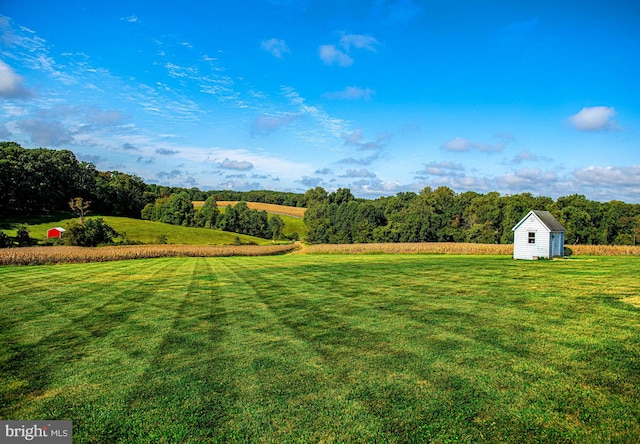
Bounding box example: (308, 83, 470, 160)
(1, 255, 639, 442)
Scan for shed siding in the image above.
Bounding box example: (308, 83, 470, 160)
(513, 214, 551, 260)
(47, 228, 65, 239)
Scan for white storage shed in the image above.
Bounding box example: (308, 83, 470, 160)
(512, 210, 565, 260)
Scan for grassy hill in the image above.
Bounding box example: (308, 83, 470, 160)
(0, 214, 272, 245)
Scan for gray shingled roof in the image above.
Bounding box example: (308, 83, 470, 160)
(532, 210, 565, 232)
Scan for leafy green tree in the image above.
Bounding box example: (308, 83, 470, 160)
(94, 171, 148, 217)
(64, 218, 117, 247)
(217, 204, 239, 233)
(166, 192, 195, 226)
(303, 194, 332, 243)
(269, 215, 285, 240)
(499, 193, 538, 244)
(467, 221, 499, 244)
(195, 196, 220, 228)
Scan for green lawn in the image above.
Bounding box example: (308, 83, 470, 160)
(1, 255, 639, 442)
(0, 215, 271, 245)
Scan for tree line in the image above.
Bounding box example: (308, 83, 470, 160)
(303, 187, 640, 246)
(1, 141, 148, 217)
(3, 142, 639, 245)
(1, 142, 306, 216)
(141, 194, 286, 240)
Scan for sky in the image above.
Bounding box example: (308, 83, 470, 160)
(1, 0, 639, 203)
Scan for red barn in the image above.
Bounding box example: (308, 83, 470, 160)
(47, 227, 66, 239)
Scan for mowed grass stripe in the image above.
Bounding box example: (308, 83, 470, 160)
(208, 258, 388, 442)
(80, 258, 237, 443)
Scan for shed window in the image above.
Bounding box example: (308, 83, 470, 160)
(528, 232, 535, 244)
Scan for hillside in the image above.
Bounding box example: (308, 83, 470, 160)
(0, 215, 272, 246)
(193, 201, 308, 239)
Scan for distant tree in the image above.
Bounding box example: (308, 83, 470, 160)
(195, 196, 220, 228)
(69, 197, 91, 223)
(269, 215, 285, 240)
(16, 225, 31, 247)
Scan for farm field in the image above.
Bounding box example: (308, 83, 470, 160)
(201, 200, 306, 218)
(1, 255, 640, 442)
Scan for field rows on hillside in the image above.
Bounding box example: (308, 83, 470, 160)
(200, 201, 306, 218)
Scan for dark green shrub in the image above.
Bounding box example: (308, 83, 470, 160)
(16, 225, 31, 247)
(0, 231, 13, 248)
(64, 218, 118, 247)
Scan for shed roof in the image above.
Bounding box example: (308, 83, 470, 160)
(532, 210, 565, 232)
(512, 210, 565, 232)
(48, 227, 66, 232)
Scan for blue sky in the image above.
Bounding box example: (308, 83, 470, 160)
(1, 0, 639, 202)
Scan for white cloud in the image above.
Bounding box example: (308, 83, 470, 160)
(278, 85, 351, 143)
(319, 45, 353, 66)
(339, 33, 379, 51)
(298, 176, 325, 188)
(573, 165, 640, 188)
(17, 117, 73, 147)
(121, 15, 139, 23)
(342, 129, 389, 151)
(261, 38, 290, 59)
(219, 158, 254, 171)
(338, 154, 381, 166)
(0, 59, 32, 98)
(567, 106, 619, 131)
(498, 168, 559, 189)
(156, 148, 181, 156)
(441, 137, 470, 152)
(415, 161, 465, 177)
(319, 33, 378, 67)
(251, 113, 300, 136)
(512, 151, 539, 164)
(341, 168, 377, 178)
(441, 136, 504, 153)
(323, 86, 375, 100)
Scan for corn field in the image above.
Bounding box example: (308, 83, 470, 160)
(297, 242, 640, 256)
(569, 244, 640, 256)
(297, 242, 513, 255)
(0, 244, 299, 266)
(3, 242, 639, 266)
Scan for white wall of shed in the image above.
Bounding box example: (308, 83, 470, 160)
(513, 214, 551, 259)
